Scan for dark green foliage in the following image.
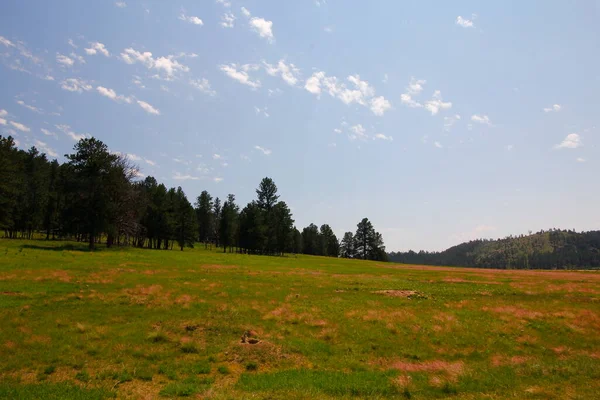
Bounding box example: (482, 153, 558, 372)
(353, 218, 387, 261)
(74, 370, 90, 382)
(0, 137, 388, 261)
(236, 369, 399, 397)
(0, 383, 113, 400)
(217, 365, 230, 375)
(389, 229, 600, 269)
(245, 362, 258, 371)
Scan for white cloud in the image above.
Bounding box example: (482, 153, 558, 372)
(304, 72, 384, 114)
(179, 14, 204, 25)
(219, 63, 261, 89)
(0, 118, 5, 126)
(407, 77, 426, 95)
(456, 16, 474, 28)
(40, 128, 57, 138)
(96, 86, 133, 103)
(305, 71, 325, 95)
(0, 109, 7, 118)
(554, 133, 581, 149)
(121, 48, 189, 79)
(374, 133, 393, 141)
(324, 26, 333, 33)
(68, 39, 77, 48)
(506, 144, 514, 151)
(400, 78, 427, 109)
(55, 124, 89, 141)
(254, 145, 271, 155)
(70, 53, 86, 64)
(424, 90, 452, 115)
(9, 121, 30, 132)
(241, 7, 251, 17)
(34, 140, 57, 157)
(471, 114, 492, 126)
(249, 17, 274, 42)
(221, 13, 236, 28)
(137, 100, 160, 115)
(213, 154, 221, 160)
(85, 42, 110, 57)
(115, 1, 126, 8)
(214, 177, 223, 183)
(173, 172, 200, 180)
(263, 60, 300, 86)
(132, 76, 145, 88)
(444, 114, 461, 131)
(145, 159, 156, 166)
(349, 124, 369, 141)
(61, 78, 92, 93)
(543, 104, 561, 113)
(576, 157, 586, 163)
(333, 128, 342, 134)
(16, 100, 42, 114)
(216, 0, 231, 7)
(370, 96, 391, 116)
(56, 54, 74, 67)
(189, 78, 216, 96)
(254, 106, 269, 117)
(400, 93, 422, 108)
(434, 141, 443, 148)
(0, 36, 15, 47)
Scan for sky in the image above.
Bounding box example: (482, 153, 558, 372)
(0, 1, 598, 252)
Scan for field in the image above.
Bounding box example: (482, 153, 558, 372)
(0, 240, 599, 399)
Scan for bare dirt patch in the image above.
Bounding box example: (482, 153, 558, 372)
(373, 290, 426, 299)
(383, 360, 465, 381)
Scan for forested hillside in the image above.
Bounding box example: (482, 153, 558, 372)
(389, 230, 600, 269)
(0, 135, 387, 260)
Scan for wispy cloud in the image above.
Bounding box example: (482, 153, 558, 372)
(179, 14, 204, 25)
(471, 114, 492, 126)
(96, 86, 133, 103)
(9, 121, 30, 132)
(219, 63, 261, 89)
(254, 145, 272, 155)
(85, 42, 110, 57)
(554, 133, 581, 149)
(456, 15, 474, 28)
(61, 78, 92, 93)
(543, 104, 561, 113)
(137, 100, 160, 115)
(34, 139, 57, 157)
(189, 78, 216, 96)
(55, 124, 89, 141)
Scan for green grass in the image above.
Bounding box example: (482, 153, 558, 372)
(0, 238, 599, 399)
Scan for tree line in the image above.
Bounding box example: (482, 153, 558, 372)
(0, 135, 387, 260)
(388, 229, 600, 270)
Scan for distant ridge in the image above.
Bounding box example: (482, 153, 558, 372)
(388, 229, 600, 270)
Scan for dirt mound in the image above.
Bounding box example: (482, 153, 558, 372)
(373, 290, 427, 299)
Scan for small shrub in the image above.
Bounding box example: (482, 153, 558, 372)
(245, 362, 258, 371)
(208, 356, 216, 363)
(158, 365, 178, 380)
(442, 382, 458, 395)
(75, 370, 90, 382)
(191, 360, 211, 375)
(181, 343, 199, 354)
(217, 366, 230, 375)
(135, 369, 153, 381)
(44, 365, 56, 375)
(147, 331, 169, 343)
(112, 370, 133, 383)
(403, 387, 412, 399)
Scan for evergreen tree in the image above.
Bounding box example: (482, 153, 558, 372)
(195, 190, 213, 248)
(65, 138, 120, 250)
(340, 232, 355, 258)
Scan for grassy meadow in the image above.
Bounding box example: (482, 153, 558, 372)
(0, 239, 599, 399)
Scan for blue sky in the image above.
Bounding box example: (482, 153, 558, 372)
(0, 1, 598, 251)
